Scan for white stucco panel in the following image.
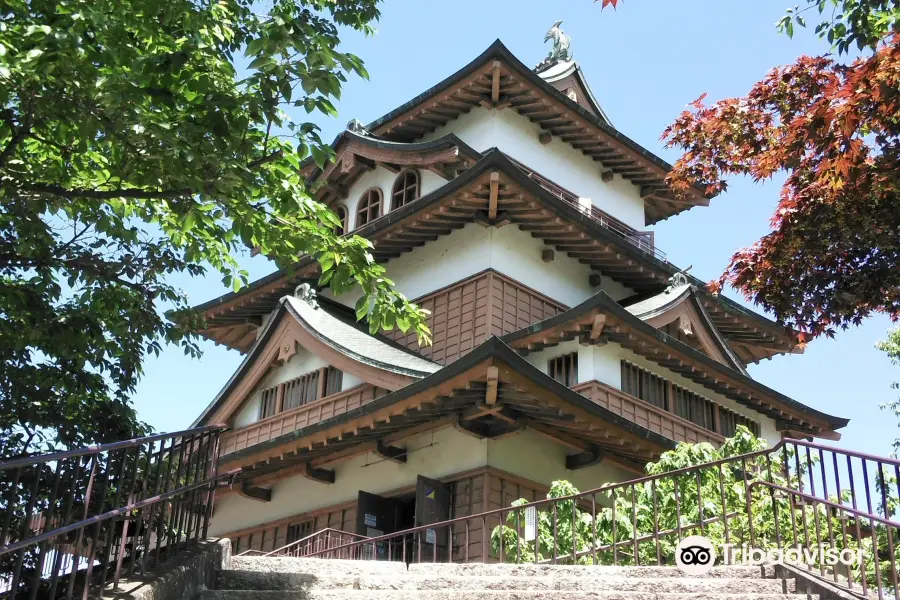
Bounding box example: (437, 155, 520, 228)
(422, 108, 648, 230)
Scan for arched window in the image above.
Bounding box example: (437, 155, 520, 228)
(335, 205, 348, 235)
(391, 170, 419, 211)
(356, 188, 382, 226)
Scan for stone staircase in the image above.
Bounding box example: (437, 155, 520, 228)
(202, 556, 823, 600)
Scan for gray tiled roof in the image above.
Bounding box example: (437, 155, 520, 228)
(284, 295, 441, 378)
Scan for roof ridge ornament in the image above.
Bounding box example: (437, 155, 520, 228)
(294, 283, 319, 309)
(346, 118, 372, 137)
(535, 21, 572, 73)
(667, 266, 693, 292)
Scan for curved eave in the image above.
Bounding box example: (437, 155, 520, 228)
(502, 291, 848, 436)
(306, 132, 483, 201)
(187, 150, 795, 357)
(365, 39, 711, 224)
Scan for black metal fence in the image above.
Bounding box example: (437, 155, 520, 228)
(0, 426, 235, 600)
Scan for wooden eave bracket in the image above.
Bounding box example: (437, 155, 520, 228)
(491, 61, 501, 104)
(239, 484, 272, 503)
(486, 366, 499, 405)
(488, 171, 500, 219)
(565, 445, 606, 470)
(374, 440, 407, 464)
(300, 463, 336, 484)
(590, 314, 607, 340)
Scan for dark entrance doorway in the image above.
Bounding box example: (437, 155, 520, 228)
(355, 475, 453, 562)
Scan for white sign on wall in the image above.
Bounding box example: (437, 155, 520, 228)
(524, 506, 537, 541)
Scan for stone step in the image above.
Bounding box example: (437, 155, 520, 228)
(229, 558, 774, 580)
(202, 591, 816, 600)
(216, 572, 793, 594)
(407, 563, 776, 580)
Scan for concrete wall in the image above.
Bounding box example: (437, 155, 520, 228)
(231, 347, 363, 429)
(323, 223, 634, 311)
(422, 107, 648, 230)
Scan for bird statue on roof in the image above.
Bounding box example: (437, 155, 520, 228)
(543, 21, 572, 63)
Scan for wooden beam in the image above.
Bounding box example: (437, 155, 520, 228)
(488, 172, 500, 219)
(486, 366, 499, 405)
(341, 152, 356, 173)
(374, 440, 407, 464)
(300, 463, 335, 485)
(539, 131, 552, 145)
(491, 61, 501, 104)
(589, 273, 603, 287)
(566, 445, 606, 470)
(590, 314, 607, 340)
(239, 484, 272, 503)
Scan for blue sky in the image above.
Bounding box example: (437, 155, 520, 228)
(131, 0, 899, 457)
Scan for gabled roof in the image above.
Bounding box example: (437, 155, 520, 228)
(217, 336, 677, 480)
(365, 40, 711, 224)
(193, 293, 440, 427)
(624, 283, 748, 374)
(502, 290, 848, 439)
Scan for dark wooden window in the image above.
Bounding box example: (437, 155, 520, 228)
(286, 520, 313, 544)
(283, 370, 322, 411)
(391, 170, 419, 211)
(258, 386, 279, 420)
(673, 385, 717, 431)
(324, 366, 343, 396)
(548, 352, 578, 387)
(356, 188, 382, 226)
(620, 361, 668, 410)
(335, 205, 348, 235)
(719, 408, 761, 438)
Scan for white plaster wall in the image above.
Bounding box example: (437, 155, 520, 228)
(323, 223, 633, 311)
(338, 167, 447, 230)
(230, 347, 363, 428)
(525, 340, 597, 385)
(486, 429, 636, 493)
(422, 108, 648, 230)
(209, 425, 640, 536)
(210, 426, 488, 536)
(591, 342, 780, 446)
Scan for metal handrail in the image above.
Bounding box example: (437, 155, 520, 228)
(0, 470, 239, 557)
(0, 426, 230, 600)
(0, 425, 227, 470)
(262, 528, 368, 557)
(304, 436, 900, 600)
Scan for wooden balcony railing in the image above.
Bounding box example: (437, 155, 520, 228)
(507, 155, 667, 263)
(221, 384, 386, 456)
(571, 380, 723, 445)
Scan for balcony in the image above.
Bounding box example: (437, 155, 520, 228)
(507, 155, 668, 263)
(571, 380, 723, 446)
(221, 384, 387, 456)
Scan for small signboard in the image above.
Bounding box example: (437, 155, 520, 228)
(425, 528, 436, 545)
(524, 506, 537, 541)
(364, 513, 377, 527)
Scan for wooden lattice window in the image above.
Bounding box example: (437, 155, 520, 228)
(673, 385, 717, 431)
(356, 188, 382, 226)
(335, 205, 348, 235)
(548, 352, 578, 387)
(620, 361, 669, 410)
(283, 370, 321, 411)
(391, 170, 419, 211)
(324, 366, 343, 396)
(258, 386, 279, 420)
(719, 408, 761, 438)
